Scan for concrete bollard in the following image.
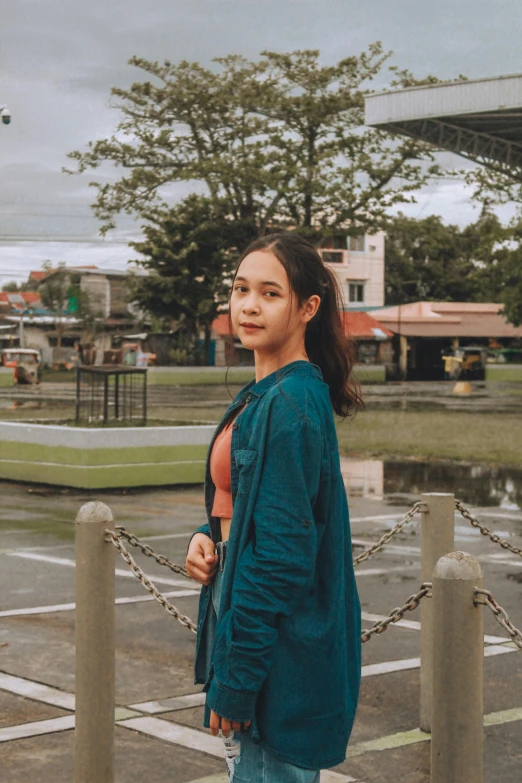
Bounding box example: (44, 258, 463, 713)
(431, 552, 484, 783)
(75, 502, 115, 783)
(420, 493, 455, 732)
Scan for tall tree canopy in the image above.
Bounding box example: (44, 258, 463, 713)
(66, 44, 445, 242)
(384, 211, 522, 325)
(128, 195, 233, 363)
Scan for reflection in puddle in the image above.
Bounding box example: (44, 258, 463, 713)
(341, 457, 522, 511)
(0, 400, 42, 410)
(340, 458, 383, 500)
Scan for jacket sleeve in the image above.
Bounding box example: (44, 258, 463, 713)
(206, 413, 323, 722)
(187, 523, 212, 552)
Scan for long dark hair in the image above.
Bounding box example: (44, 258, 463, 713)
(228, 232, 362, 417)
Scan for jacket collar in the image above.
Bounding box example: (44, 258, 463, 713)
(241, 360, 323, 400)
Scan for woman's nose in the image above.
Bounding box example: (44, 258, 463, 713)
(242, 295, 260, 313)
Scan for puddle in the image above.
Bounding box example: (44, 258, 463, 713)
(383, 459, 522, 510)
(341, 457, 522, 510)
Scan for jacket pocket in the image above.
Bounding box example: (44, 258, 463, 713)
(234, 449, 258, 497)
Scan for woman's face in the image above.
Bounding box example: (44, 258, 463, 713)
(230, 250, 318, 356)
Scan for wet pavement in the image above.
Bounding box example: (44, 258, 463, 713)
(1, 459, 522, 782)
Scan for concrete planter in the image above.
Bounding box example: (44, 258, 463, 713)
(0, 422, 214, 489)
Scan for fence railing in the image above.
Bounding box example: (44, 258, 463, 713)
(74, 493, 522, 783)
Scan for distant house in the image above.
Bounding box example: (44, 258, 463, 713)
(28, 270, 48, 284)
(373, 301, 522, 380)
(0, 292, 47, 346)
(317, 231, 385, 309)
(0, 267, 140, 366)
(210, 310, 392, 368)
(341, 311, 393, 366)
(40, 266, 133, 320)
(0, 291, 42, 314)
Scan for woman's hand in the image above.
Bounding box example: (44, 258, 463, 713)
(209, 709, 251, 736)
(185, 533, 218, 586)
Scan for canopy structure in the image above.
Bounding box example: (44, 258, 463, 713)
(365, 73, 522, 179)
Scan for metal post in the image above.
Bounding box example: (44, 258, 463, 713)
(103, 374, 109, 423)
(142, 369, 147, 424)
(114, 372, 119, 420)
(420, 492, 455, 732)
(75, 366, 81, 424)
(75, 502, 115, 783)
(431, 552, 483, 783)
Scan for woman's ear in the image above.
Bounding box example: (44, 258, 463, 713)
(302, 295, 321, 323)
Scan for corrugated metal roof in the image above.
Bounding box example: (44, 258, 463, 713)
(366, 73, 522, 126)
(341, 311, 394, 339)
(365, 73, 522, 174)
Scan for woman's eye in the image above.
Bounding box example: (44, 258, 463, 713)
(265, 291, 279, 298)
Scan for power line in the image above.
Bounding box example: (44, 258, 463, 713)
(0, 237, 137, 244)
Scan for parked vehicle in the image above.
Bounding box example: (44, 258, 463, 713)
(0, 348, 41, 384)
(442, 346, 487, 381)
(491, 347, 522, 364)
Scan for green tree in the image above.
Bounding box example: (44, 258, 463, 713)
(66, 44, 446, 242)
(128, 196, 233, 364)
(384, 211, 510, 305)
(385, 214, 475, 304)
(485, 217, 522, 326)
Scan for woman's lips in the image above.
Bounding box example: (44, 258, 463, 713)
(240, 323, 263, 330)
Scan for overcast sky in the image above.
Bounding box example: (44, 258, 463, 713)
(1, 0, 522, 288)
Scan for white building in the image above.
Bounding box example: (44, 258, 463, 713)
(318, 231, 385, 309)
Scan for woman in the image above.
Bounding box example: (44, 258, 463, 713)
(186, 232, 362, 782)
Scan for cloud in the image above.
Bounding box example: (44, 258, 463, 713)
(1, 0, 521, 282)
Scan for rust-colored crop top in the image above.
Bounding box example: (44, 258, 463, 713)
(210, 416, 235, 518)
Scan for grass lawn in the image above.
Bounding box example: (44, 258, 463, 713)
(39, 367, 257, 386)
(147, 368, 256, 386)
(40, 368, 77, 383)
(40, 365, 386, 386)
(336, 409, 522, 465)
(485, 364, 522, 382)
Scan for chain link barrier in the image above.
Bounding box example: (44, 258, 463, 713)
(101, 501, 522, 652)
(361, 583, 432, 643)
(455, 500, 522, 558)
(105, 529, 197, 633)
(113, 526, 191, 578)
(353, 501, 426, 566)
(474, 587, 522, 649)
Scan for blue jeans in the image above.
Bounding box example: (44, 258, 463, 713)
(224, 729, 320, 783)
(211, 562, 320, 783)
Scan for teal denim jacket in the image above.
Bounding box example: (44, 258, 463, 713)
(193, 360, 361, 769)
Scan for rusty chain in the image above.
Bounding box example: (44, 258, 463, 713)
(105, 529, 197, 633)
(361, 583, 432, 643)
(455, 500, 522, 558)
(474, 587, 522, 649)
(353, 501, 426, 566)
(113, 526, 191, 579)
